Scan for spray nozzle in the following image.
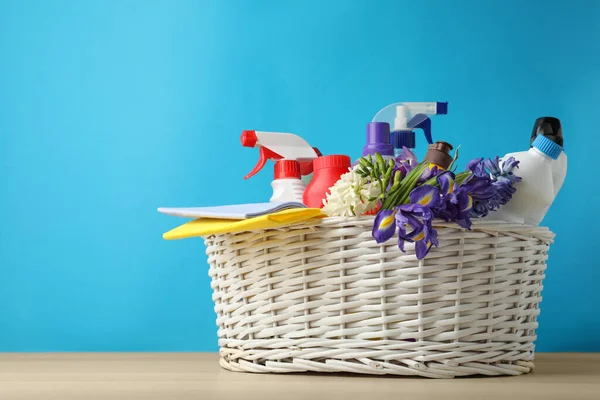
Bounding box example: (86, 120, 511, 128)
(241, 130, 320, 180)
(373, 102, 448, 149)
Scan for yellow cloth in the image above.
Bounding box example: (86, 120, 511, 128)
(163, 208, 324, 240)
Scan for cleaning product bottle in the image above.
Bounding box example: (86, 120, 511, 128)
(303, 155, 351, 208)
(301, 148, 322, 185)
(241, 130, 320, 204)
(372, 102, 448, 158)
(530, 117, 566, 196)
(492, 134, 564, 226)
(360, 122, 395, 162)
(271, 160, 305, 203)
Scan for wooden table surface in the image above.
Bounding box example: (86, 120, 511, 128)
(0, 353, 597, 400)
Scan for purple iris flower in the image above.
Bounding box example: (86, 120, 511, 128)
(395, 204, 437, 260)
(409, 185, 442, 208)
(395, 146, 417, 168)
(419, 164, 441, 183)
(393, 146, 418, 180)
(435, 171, 473, 229)
(371, 155, 522, 259)
(395, 146, 444, 183)
(372, 193, 440, 260)
(372, 209, 397, 243)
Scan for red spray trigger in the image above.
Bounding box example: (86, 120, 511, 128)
(244, 146, 283, 180)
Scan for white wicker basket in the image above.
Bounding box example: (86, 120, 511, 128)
(204, 217, 554, 378)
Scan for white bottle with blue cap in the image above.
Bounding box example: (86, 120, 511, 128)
(492, 134, 565, 226)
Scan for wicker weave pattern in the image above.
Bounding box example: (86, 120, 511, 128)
(204, 217, 554, 378)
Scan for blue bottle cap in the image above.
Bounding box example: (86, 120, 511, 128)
(532, 134, 562, 160)
(391, 130, 416, 149)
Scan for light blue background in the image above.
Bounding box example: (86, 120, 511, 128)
(1, 0, 598, 352)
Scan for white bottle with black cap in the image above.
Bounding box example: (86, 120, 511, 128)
(492, 134, 564, 226)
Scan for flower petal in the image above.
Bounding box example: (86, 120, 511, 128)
(470, 200, 489, 217)
(409, 185, 441, 208)
(397, 211, 421, 231)
(463, 194, 473, 214)
(436, 171, 456, 196)
(426, 224, 439, 247)
(419, 165, 441, 183)
(415, 240, 432, 260)
(466, 158, 485, 177)
(399, 203, 434, 221)
(460, 176, 496, 200)
(372, 209, 397, 243)
(484, 156, 501, 176)
(398, 237, 406, 253)
(405, 225, 425, 242)
(453, 189, 473, 214)
(455, 217, 472, 230)
(501, 156, 520, 173)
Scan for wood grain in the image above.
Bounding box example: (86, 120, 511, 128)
(0, 353, 597, 400)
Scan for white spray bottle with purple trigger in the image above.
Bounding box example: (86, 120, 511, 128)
(372, 102, 448, 158)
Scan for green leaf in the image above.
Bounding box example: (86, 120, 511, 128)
(455, 171, 472, 185)
(446, 145, 460, 172)
(381, 162, 427, 209)
(396, 163, 429, 205)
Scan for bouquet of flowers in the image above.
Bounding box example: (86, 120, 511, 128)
(322, 148, 521, 259)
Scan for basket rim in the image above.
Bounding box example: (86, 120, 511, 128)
(203, 216, 555, 243)
(320, 216, 553, 232)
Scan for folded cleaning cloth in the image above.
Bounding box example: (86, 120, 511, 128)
(163, 208, 324, 240)
(157, 202, 306, 220)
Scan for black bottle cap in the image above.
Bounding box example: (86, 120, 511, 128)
(530, 117, 563, 148)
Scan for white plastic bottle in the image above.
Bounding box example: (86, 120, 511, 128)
(552, 152, 567, 196)
(493, 135, 564, 226)
(269, 160, 306, 203)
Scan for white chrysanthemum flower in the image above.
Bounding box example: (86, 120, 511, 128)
(322, 168, 382, 217)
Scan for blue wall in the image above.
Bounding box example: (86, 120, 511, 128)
(1, 0, 598, 351)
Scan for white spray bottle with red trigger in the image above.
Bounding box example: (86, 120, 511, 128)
(241, 130, 321, 204)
